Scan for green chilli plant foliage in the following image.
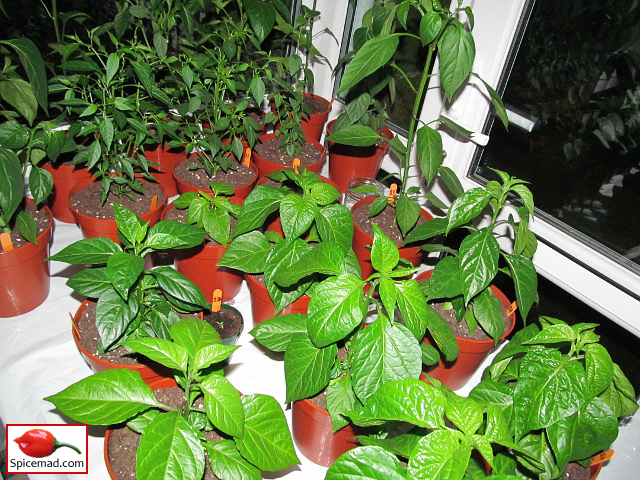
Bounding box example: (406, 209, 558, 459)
(250, 225, 458, 432)
(0, 38, 67, 243)
(46, 317, 299, 480)
(47, 204, 207, 352)
(405, 168, 538, 351)
(171, 183, 240, 246)
(470, 317, 638, 479)
(219, 168, 353, 313)
(328, 0, 508, 238)
(327, 378, 525, 480)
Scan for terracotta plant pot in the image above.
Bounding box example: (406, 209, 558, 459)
(416, 270, 516, 391)
(326, 120, 393, 193)
(72, 300, 172, 385)
(301, 93, 332, 142)
(291, 398, 359, 467)
(0, 205, 53, 317)
(245, 273, 310, 327)
(161, 203, 243, 303)
(351, 196, 433, 280)
(69, 181, 166, 243)
(172, 155, 258, 200)
(144, 144, 187, 198)
(42, 163, 93, 223)
(251, 133, 327, 178)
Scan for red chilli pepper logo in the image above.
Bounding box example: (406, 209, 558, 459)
(14, 429, 81, 458)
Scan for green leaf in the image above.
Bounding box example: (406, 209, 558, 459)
(309, 182, 341, 206)
(511, 184, 534, 216)
(201, 375, 244, 437)
(439, 165, 464, 198)
(444, 393, 483, 435)
(47, 237, 121, 264)
(249, 75, 265, 105)
(1, 38, 48, 113)
(419, 11, 443, 45)
(396, 196, 421, 238)
(124, 337, 189, 371)
(280, 193, 318, 240)
(326, 376, 358, 431)
(0, 120, 28, 148)
(250, 314, 307, 351)
(502, 253, 537, 321)
(204, 440, 260, 480)
(338, 34, 400, 94)
(307, 274, 366, 348)
(0, 148, 24, 219)
(371, 223, 399, 273)
(326, 124, 381, 146)
(151, 266, 207, 308)
(203, 208, 231, 245)
(378, 277, 398, 321)
(235, 394, 299, 470)
(416, 125, 443, 185)
(113, 203, 144, 245)
(96, 286, 135, 350)
(44, 369, 163, 424)
(264, 239, 313, 313)
(16, 209, 37, 244)
(219, 231, 272, 274)
(243, 0, 276, 44)
(99, 118, 115, 152)
(232, 185, 284, 238)
(67, 267, 112, 298)
(423, 304, 458, 362)
(438, 24, 475, 101)
(395, 279, 428, 339)
(284, 334, 336, 403)
(351, 319, 422, 402)
(409, 429, 471, 480)
(137, 411, 205, 480)
(472, 288, 505, 343)
(170, 318, 220, 352)
(192, 343, 239, 371)
(326, 446, 407, 479)
(459, 230, 500, 303)
(0, 78, 37, 125)
(599, 363, 639, 418)
(106, 251, 145, 300)
(446, 188, 491, 233)
(274, 241, 346, 287)
(427, 256, 462, 299)
(316, 203, 354, 252)
(105, 53, 120, 86)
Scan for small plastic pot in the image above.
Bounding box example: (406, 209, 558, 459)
(144, 144, 187, 198)
(300, 93, 332, 142)
(245, 274, 310, 327)
(0, 204, 53, 317)
(416, 270, 516, 390)
(42, 162, 93, 223)
(351, 196, 433, 280)
(291, 398, 359, 467)
(251, 133, 327, 178)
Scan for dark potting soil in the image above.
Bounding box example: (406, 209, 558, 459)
(162, 205, 237, 246)
(4, 203, 51, 250)
(203, 307, 243, 341)
(70, 181, 165, 219)
(253, 137, 324, 166)
(351, 201, 428, 246)
(564, 463, 594, 480)
(173, 157, 256, 191)
(304, 95, 330, 115)
(106, 386, 223, 480)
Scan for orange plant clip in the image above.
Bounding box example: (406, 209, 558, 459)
(387, 184, 397, 204)
(506, 301, 518, 317)
(590, 450, 614, 466)
(242, 147, 252, 167)
(150, 195, 158, 212)
(0, 232, 14, 252)
(293, 158, 301, 174)
(211, 289, 223, 312)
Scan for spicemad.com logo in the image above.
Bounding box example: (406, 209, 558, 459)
(6, 424, 88, 474)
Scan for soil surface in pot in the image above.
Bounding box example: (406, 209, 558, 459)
(203, 308, 243, 341)
(107, 386, 223, 480)
(162, 206, 237, 246)
(304, 95, 330, 115)
(70, 182, 164, 219)
(4, 203, 51, 249)
(352, 201, 428, 246)
(564, 463, 593, 480)
(254, 137, 323, 166)
(174, 157, 255, 191)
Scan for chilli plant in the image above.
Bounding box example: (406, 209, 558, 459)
(46, 317, 299, 480)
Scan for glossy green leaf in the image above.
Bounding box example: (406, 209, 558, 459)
(113, 203, 144, 245)
(427, 256, 462, 300)
(326, 446, 407, 480)
(416, 125, 443, 185)
(150, 266, 207, 308)
(124, 337, 189, 372)
(204, 440, 260, 480)
(409, 429, 471, 480)
(218, 231, 272, 274)
(0, 146, 22, 219)
(145, 220, 205, 250)
(309, 182, 341, 206)
(326, 124, 381, 146)
(16, 210, 37, 244)
(170, 318, 220, 352)
(338, 34, 400, 94)
(446, 188, 491, 233)
(99, 117, 115, 152)
(201, 375, 244, 437)
(0, 78, 37, 124)
(502, 253, 537, 321)
(202, 208, 230, 245)
(438, 24, 475, 101)
(47, 237, 121, 264)
(523, 323, 577, 345)
(395, 279, 428, 339)
(96, 286, 136, 351)
(439, 165, 464, 198)
(326, 376, 358, 431)
(243, 0, 276, 44)
(599, 363, 639, 418)
(280, 193, 318, 240)
(137, 411, 205, 480)
(511, 184, 534, 216)
(472, 288, 504, 343)
(396, 196, 421, 238)
(232, 185, 284, 237)
(459, 230, 500, 303)
(106, 251, 144, 300)
(423, 303, 458, 362)
(284, 334, 336, 403)
(419, 11, 443, 45)
(0, 120, 28, 148)
(316, 203, 354, 252)
(44, 369, 163, 424)
(1, 38, 48, 112)
(371, 223, 399, 273)
(192, 343, 239, 371)
(67, 267, 111, 298)
(444, 393, 483, 435)
(265, 238, 313, 313)
(274, 241, 346, 287)
(250, 314, 307, 352)
(378, 277, 397, 320)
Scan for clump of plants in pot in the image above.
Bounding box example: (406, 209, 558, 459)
(327, 378, 525, 480)
(470, 317, 638, 480)
(249, 224, 458, 466)
(0, 38, 59, 317)
(46, 204, 208, 383)
(162, 183, 244, 303)
(329, 0, 508, 278)
(218, 167, 353, 326)
(45, 317, 299, 480)
(409, 168, 538, 390)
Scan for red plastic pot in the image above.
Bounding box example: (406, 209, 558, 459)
(172, 155, 258, 200)
(351, 196, 433, 280)
(72, 300, 174, 385)
(301, 93, 331, 142)
(327, 120, 392, 193)
(245, 273, 310, 327)
(161, 203, 243, 303)
(42, 162, 93, 223)
(144, 144, 186, 198)
(252, 133, 327, 178)
(416, 270, 516, 391)
(69, 181, 166, 242)
(0, 205, 53, 317)
(291, 398, 359, 467)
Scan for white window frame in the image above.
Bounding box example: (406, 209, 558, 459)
(310, 0, 640, 336)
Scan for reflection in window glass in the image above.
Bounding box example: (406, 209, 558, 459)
(475, 0, 640, 271)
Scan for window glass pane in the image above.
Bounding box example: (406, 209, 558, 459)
(473, 0, 640, 272)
